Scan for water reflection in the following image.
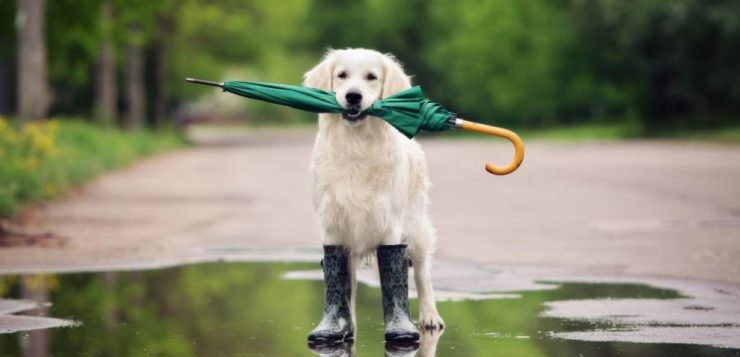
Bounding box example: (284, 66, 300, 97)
(309, 340, 355, 357)
(20, 276, 49, 357)
(308, 330, 443, 357)
(0, 263, 738, 356)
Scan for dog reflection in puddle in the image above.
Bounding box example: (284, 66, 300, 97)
(308, 329, 443, 357)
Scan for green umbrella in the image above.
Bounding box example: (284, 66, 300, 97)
(186, 78, 524, 175)
(187, 78, 451, 137)
(364, 86, 454, 138)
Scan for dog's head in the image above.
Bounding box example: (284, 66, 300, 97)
(303, 48, 411, 127)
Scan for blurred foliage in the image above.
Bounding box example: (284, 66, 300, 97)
(0, 117, 183, 218)
(0, 263, 732, 356)
(566, 0, 740, 133)
(0, 0, 738, 130)
(425, 0, 578, 127)
(46, 0, 105, 114)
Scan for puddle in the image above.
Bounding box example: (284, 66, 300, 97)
(1, 262, 739, 356)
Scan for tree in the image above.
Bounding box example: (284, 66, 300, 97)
(424, 0, 575, 127)
(95, 0, 117, 125)
(152, 13, 173, 128)
(16, 0, 47, 123)
(125, 21, 145, 130)
(119, 0, 172, 130)
(0, 1, 15, 116)
(569, 0, 740, 132)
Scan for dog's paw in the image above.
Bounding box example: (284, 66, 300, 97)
(418, 307, 445, 330)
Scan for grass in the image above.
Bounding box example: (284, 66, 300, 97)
(0, 117, 185, 219)
(668, 126, 740, 143)
(517, 122, 638, 140)
(422, 122, 638, 141)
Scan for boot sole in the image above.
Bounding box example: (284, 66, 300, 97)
(307, 331, 354, 345)
(384, 331, 420, 343)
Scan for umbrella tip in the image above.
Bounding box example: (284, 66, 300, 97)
(185, 78, 223, 88)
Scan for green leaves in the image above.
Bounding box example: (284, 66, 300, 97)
(1, 0, 738, 131)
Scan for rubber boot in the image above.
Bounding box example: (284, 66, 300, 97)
(308, 245, 354, 344)
(377, 244, 420, 343)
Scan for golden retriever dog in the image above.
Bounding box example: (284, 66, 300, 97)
(304, 48, 444, 344)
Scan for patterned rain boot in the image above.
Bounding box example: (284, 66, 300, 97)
(377, 244, 421, 343)
(308, 245, 354, 344)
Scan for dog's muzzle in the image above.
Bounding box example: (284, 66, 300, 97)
(341, 107, 367, 122)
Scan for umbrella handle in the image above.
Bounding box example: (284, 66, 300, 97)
(454, 119, 525, 175)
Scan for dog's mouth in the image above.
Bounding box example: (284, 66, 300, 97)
(341, 108, 367, 122)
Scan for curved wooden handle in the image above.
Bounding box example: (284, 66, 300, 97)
(458, 119, 525, 175)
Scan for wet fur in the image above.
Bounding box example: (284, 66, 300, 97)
(304, 48, 444, 330)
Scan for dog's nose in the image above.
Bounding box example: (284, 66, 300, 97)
(345, 91, 362, 105)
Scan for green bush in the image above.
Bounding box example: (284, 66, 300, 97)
(0, 117, 184, 218)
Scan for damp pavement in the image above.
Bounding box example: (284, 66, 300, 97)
(1, 126, 739, 355)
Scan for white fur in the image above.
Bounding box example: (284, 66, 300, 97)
(304, 48, 444, 329)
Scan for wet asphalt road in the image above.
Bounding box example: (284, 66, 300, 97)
(1, 126, 739, 284)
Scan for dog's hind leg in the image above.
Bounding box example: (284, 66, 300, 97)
(350, 254, 358, 329)
(407, 222, 445, 330)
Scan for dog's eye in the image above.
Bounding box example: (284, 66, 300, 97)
(366, 73, 377, 81)
(337, 71, 347, 79)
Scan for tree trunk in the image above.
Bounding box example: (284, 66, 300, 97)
(0, 58, 10, 115)
(95, 0, 116, 126)
(125, 22, 144, 130)
(16, 0, 47, 123)
(153, 15, 170, 129)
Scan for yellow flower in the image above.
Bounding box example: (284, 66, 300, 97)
(15, 120, 58, 158)
(0, 118, 16, 145)
(33, 134, 55, 155)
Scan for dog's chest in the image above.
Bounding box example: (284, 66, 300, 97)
(313, 147, 400, 198)
(311, 141, 407, 229)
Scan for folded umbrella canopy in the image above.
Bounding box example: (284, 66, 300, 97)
(186, 78, 524, 175)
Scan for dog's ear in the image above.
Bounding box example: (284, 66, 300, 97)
(381, 54, 412, 98)
(303, 50, 335, 91)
